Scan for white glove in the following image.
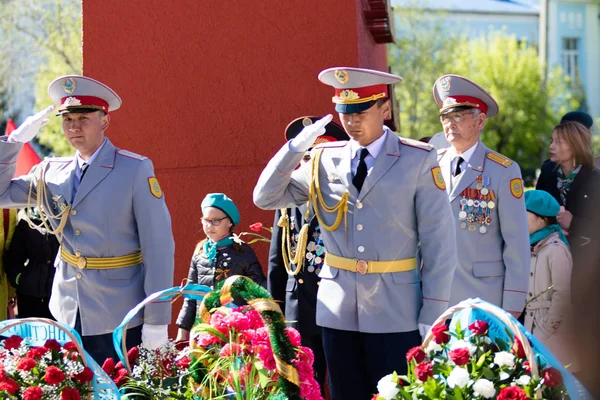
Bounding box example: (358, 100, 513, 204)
(418, 323, 431, 341)
(7, 105, 54, 143)
(289, 114, 333, 153)
(141, 324, 169, 350)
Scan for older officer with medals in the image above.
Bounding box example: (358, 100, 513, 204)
(268, 115, 348, 394)
(0, 75, 175, 363)
(433, 74, 529, 317)
(254, 67, 457, 400)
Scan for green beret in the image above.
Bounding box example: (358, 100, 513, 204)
(524, 190, 560, 217)
(201, 193, 240, 226)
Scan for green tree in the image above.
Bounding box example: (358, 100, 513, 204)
(1, 0, 81, 156)
(388, 5, 460, 140)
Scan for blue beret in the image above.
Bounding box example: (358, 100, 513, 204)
(201, 193, 240, 226)
(561, 111, 593, 129)
(524, 190, 560, 217)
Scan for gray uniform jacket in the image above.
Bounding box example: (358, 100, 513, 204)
(438, 141, 529, 312)
(0, 138, 175, 335)
(254, 128, 457, 333)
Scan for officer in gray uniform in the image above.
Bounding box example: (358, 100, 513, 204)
(432, 74, 529, 317)
(254, 67, 457, 400)
(0, 75, 175, 363)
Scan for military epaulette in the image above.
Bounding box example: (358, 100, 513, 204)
(400, 137, 433, 152)
(117, 149, 147, 161)
(313, 141, 348, 150)
(486, 151, 513, 168)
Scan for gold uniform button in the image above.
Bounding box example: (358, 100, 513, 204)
(298, 279, 304, 284)
(76, 273, 82, 279)
(357, 224, 363, 231)
(71, 209, 77, 216)
(75, 230, 81, 236)
(356, 201, 363, 209)
(358, 246, 365, 253)
(75, 251, 81, 257)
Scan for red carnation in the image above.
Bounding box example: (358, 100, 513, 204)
(512, 337, 527, 359)
(542, 367, 563, 388)
(415, 361, 433, 382)
(74, 366, 94, 383)
(102, 358, 115, 374)
(0, 365, 6, 381)
(3, 335, 23, 350)
(29, 346, 49, 359)
(431, 323, 450, 344)
(112, 367, 129, 387)
(468, 320, 489, 335)
(0, 377, 19, 395)
(44, 365, 66, 385)
(449, 347, 470, 366)
(176, 356, 191, 369)
(63, 341, 78, 352)
(406, 346, 426, 363)
(496, 386, 529, 400)
(249, 222, 263, 232)
(44, 339, 62, 352)
(23, 386, 44, 400)
(61, 387, 81, 400)
(523, 361, 531, 374)
(127, 346, 139, 364)
(17, 357, 37, 371)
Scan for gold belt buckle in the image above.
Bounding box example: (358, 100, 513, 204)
(356, 260, 368, 275)
(76, 255, 87, 269)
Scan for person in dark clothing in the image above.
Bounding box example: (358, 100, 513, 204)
(176, 193, 266, 341)
(4, 208, 59, 319)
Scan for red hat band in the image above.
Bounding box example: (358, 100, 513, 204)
(333, 84, 388, 104)
(60, 96, 109, 112)
(441, 95, 488, 114)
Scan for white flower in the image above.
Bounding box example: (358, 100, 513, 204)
(493, 351, 515, 368)
(473, 379, 496, 398)
(516, 375, 531, 386)
(447, 367, 470, 389)
(451, 340, 477, 355)
(377, 374, 400, 400)
(499, 371, 510, 381)
(425, 340, 442, 354)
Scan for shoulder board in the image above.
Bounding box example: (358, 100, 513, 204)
(486, 151, 513, 168)
(313, 141, 348, 150)
(400, 137, 433, 152)
(117, 149, 147, 161)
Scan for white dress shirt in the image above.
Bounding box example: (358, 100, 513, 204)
(448, 141, 478, 175)
(350, 129, 388, 176)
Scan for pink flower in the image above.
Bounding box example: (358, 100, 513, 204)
(296, 346, 315, 365)
(220, 343, 242, 357)
(176, 356, 191, 369)
(285, 327, 302, 347)
(255, 344, 276, 370)
(210, 312, 229, 335)
(249, 222, 263, 232)
(239, 329, 256, 344)
(196, 333, 221, 347)
(223, 311, 250, 332)
(254, 327, 270, 344)
(245, 309, 264, 329)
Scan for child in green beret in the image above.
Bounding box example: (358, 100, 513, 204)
(524, 190, 578, 371)
(175, 193, 266, 341)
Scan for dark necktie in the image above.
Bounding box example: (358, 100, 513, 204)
(453, 156, 464, 177)
(353, 148, 369, 192)
(80, 163, 89, 182)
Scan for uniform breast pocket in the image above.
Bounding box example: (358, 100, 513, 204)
(318, 264, 338, 280)
(104, 265, 141, 283)
(472, 261, 505, 277)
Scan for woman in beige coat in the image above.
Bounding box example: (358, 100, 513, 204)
(524, 190, 578, 372)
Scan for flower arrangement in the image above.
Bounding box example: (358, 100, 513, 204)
(188, 275, 323, 400)
(102, 342, 193, 399)
(374, 313, 570, 400)
(237, 222, 273, 244)
(0, 335, 94, 399)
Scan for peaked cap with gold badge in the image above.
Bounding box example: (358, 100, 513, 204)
(432, 74, 499, 117)
(48, 75, 122, 115)
(318, 67, 402, 114)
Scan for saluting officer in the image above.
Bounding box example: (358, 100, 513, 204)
(0, 75, 175, 363)
(433, 74, 529, 317)
(267, 115, 348, 393)
(254, 67, 457, 400)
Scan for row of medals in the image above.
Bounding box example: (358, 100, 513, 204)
(458, 182, 495, 234)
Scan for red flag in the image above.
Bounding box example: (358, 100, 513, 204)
(5, 118, 42, 177)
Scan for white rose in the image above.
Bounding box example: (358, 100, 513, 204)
(425, 341, 442, 354)
(473, 379, 496, 398)
(493, 351, 515, 368)
(377, 374, 400, 400)
(516, 375, 531, 386)
(447, 367, 470, 389)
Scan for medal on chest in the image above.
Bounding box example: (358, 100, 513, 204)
(458, 176, 496, 234)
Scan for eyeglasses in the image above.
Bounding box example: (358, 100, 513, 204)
(440, 111, 473, 124)
(201, 217, 229, 227)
